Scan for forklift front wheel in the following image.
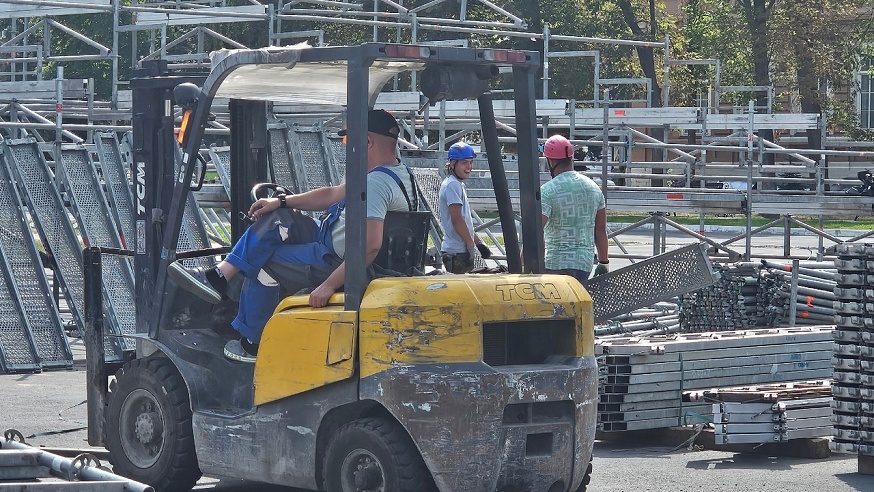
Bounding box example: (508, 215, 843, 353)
(106, 357, 201, 491)
(322, 417, 435, 492)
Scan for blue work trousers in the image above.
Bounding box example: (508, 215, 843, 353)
(225, 209, 339, 343)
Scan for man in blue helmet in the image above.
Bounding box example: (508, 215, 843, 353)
(438, 141, 491, 273)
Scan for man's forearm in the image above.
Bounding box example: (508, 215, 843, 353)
(287, 184, 344, 211)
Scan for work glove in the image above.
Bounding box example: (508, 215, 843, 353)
(476, 242, 492, 259)
(593, 262, 609, 277)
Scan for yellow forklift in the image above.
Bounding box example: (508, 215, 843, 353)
(85, 43, 598, 492)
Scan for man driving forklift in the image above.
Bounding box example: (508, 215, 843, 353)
(168, 109, 417, 362)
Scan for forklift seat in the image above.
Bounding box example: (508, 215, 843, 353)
(372, 211, 431, 273)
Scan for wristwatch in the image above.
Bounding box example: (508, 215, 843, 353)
(277, 193, 287, 208)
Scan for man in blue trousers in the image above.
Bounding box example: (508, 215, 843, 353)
(169, 109, 416, 362)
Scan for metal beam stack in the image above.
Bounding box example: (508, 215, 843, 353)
(596, 327, 834, 432)
(831, 243, 874, 456)
(703, 381, 833, 445)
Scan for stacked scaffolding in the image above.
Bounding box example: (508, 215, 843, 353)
(595, 327, 834, 432)
(830, 243, 874, 459)
(706, 381, 833, 445)
(676, 260, 838, 331)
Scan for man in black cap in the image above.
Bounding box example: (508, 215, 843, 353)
(169, 109, 417, 362)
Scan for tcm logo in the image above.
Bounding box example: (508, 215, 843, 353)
(136, 160, 146, 215)
(496, 283, 561, 302)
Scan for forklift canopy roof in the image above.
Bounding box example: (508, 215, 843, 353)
(209, 46, 424, 106)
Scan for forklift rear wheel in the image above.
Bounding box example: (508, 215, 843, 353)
(322, 417, 435, 492)
(573, 454, 593, 492)
(106, 356, 201, 491)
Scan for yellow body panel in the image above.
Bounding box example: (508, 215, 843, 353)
(252, 274, 593, 403)
(253, 299, 356, 406)
(359, 274, 593, 378)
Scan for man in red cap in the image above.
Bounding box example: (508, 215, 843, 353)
(169, 109, 417, 362)
(541, 134, 609, 283)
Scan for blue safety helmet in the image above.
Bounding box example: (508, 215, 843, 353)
(448, 141, 476, 160)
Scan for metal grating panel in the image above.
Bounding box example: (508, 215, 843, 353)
(0, 147, 71, 370)
(289, 127, 332, 190)
(61, 147, 136, 351)
(209, 145, 232, 196)
(6, 140, 123, 360)
(268, 125, 299, 193)
(412, 168, 444, 235)
(0, 236, 39, 372)
(94, 132, 134, 248)
(587, 242, 719, 323)
(174, 145, 215, 268)
(328, 135, 346, 183)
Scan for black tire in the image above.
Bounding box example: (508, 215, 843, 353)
(322, 417, 435, 492)
(574, 454, 593, 492)
(106, 357, 201, 491)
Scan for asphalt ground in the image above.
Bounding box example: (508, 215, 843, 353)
(3, 228, 874, 490)
(3, 354, 873, 491)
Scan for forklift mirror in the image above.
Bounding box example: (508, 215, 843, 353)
(420, 63, 499, 103)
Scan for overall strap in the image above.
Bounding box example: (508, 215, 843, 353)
(370, 165, 419, 212)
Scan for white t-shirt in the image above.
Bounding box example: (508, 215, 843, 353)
(438, 174, 474, 254)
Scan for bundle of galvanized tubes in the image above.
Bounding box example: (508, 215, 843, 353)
(831, 243, 874, 456)
(595, 327, 834, 432)
(758, 260, 838, 326)
(674, 260, 837, 332)
(701, 381, 833, 445)
(594, 302, 680, 338)
(679, 263, 761, 331)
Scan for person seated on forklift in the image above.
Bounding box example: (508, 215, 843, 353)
(438, 141, 492, 273)
(168, 109, 417, 363)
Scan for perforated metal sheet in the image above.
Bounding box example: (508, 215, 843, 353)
(209, 145, 232, 196)
(61, 147, 136, 351)
(329, 135, 346, 183)
(268, 125, 299, 193)
(412, 168, 444, 235)
(94, 132, 134, 248)
(0, 252, 38, 372)
(174, 145, 214, 268)
(586, 242, 719, 323)
(6, 139, 124, 361)
(289, 126, 333, 190)
(0, 147, 71, 370)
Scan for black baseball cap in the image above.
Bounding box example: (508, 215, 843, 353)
(338, 109, 399, 140)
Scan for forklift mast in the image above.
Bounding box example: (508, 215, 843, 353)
(129, 61, 206, 335)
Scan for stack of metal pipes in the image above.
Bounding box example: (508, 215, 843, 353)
(701, 381, 833, 445)
(595, 326, 834, 432)
(831, 243, 874, 456)
(679, 263, 761, 332)
(595, 302, 680, 338)
(757, 260, 837, 326)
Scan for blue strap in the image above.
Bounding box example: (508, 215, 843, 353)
(370, 165, 418, 211)
(319, 165, 417, 247)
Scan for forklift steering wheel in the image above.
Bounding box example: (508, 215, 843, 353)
(251, 183, 293, 202)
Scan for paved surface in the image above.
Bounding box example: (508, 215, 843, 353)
(3, 357, 872, 491)
(3, 228, 874, 490)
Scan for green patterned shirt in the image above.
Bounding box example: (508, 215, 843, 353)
(540, 171, 606, 270)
